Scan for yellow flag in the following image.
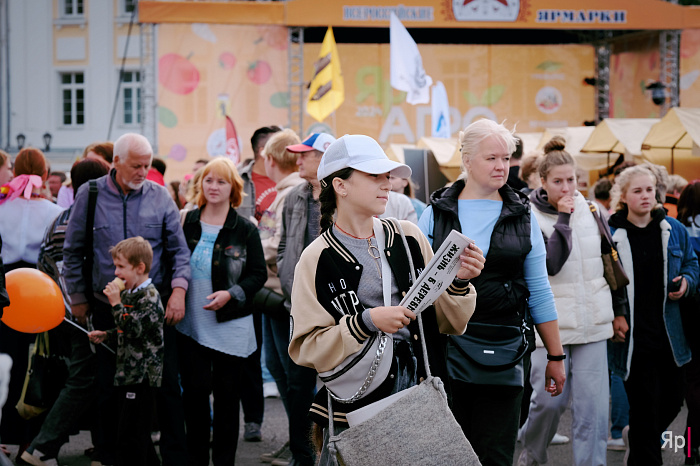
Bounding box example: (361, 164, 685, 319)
(307, 27, 344, 122)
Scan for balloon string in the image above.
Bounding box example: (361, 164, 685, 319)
(63, 317, 116, 354)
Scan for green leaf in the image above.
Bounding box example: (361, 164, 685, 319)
(614, 96, 627, 118)
(270, 92, 290, 108)
(462, 91, 480, 106)
(481, 85, 505, 106)
(536, 61, 563, 72)
(640, 80, 647, 95)
(158, 106, 178, 128)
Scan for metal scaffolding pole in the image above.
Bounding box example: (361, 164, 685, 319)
(140, 23, 158, 153)
(658, 0, 680, 116)
(659, 29, 680, 116)
(594, 31, 612, 123)
(288, 27, 304, 136)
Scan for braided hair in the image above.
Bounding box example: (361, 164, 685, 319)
(319, 168, 354, 233)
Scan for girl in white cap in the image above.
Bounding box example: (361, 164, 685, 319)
(288, 134, 485, 464)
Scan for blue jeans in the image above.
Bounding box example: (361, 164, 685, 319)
(263, 314, 318, 465)
(263, 314, 290, 413)
(610, 373, 630, 439)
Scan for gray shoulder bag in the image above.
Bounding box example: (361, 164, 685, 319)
(327, 218, 481, 466)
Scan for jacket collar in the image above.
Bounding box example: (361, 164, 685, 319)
(276, 172, 302, 192)
(430, 178, 529, 218)
(108, 168, 146, 197)
(185, 206, 239, 230)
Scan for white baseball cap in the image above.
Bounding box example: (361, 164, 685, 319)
(317, 134, 412, 182)
(286, 133, 336, 153)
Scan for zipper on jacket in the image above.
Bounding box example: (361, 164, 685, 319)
(122, 196, 128, 238)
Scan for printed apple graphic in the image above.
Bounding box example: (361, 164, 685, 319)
(159, 53, 200, 95)
(247, 61, 271, 85)
(168, 144, 187, 162)
(219, 52, 236, 70)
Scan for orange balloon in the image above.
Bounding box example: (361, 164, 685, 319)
(1, 268, 64, 333)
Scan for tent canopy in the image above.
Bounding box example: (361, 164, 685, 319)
(516, 133, 544, 156)
(537, 127, 595, 156)
(641, 107, 700, 178)
(581, 118, 659, 156)
(415, 137, 462, 181)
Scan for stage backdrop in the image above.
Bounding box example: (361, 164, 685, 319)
(156, 24, 595, 181)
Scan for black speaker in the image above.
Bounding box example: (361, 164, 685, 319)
(402, 148, 450, 205)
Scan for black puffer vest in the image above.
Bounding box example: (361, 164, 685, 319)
(429, 179, 532, 328)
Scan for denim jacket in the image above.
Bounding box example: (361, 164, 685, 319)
(610, 216, 699, 379)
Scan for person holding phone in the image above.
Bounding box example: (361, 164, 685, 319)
(608, 165, 699, 465)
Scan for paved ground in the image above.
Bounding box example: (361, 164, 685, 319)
(3, 397, 692, 465)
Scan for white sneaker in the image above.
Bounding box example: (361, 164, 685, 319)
(622, 425, 630, 466)
(608, 436, 626, 451)
(263, 381, 280, 398)
(517, 449, 539, 466)
(551, 433, 570, 445)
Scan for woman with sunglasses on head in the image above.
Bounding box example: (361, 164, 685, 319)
(288, 135, 485, 465)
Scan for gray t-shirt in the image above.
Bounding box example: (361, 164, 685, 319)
(333, 225, 409, 340)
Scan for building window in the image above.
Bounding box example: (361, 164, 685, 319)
(121, 71, 141, 125)
(63, 0, 84, 17)
(60, 73, 85, 126)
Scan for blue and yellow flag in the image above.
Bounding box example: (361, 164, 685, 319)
(307, 27, 344, 122)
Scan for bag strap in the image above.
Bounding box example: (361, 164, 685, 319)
(387, 218, 431, 378)
(83, 180, 98, 305)
(587, 200, 615, 253)
(326, 220, 393, 404)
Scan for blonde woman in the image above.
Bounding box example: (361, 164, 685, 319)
(177, 157, 267, 465)
(418, 119, 565, 466)
(608, 165, 698, 465)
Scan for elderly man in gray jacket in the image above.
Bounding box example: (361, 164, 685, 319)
(63, 133, 190, 466)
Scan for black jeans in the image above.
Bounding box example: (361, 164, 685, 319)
(178, 332, 254, 466)
(116, 383, 159, 466)
(625, 347, 685, 466)
(450, 354, 530, 466)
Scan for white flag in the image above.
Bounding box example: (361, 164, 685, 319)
(390, 12, 432, 105)
(431, 81, 450, 138)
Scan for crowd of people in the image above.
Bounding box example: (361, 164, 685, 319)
(0, 119, 697, 466)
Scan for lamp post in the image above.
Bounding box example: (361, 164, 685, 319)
(16, 133, 25, 151)
(43, 132, 52, 152)
(646, 81, 666, 106)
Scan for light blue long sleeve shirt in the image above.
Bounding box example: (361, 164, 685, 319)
(418, 200, 558, 324)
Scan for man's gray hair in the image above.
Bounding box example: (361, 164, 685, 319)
(114, 133, 153, 163)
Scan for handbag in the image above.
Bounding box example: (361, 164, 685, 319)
(16, 332, 68, 420)
(447, 322, 529, 387)
(319, 218, 395, 403)
(587, 202, 630, 291)
(327, 219, 481, 466)
(253, 287, 288, 320)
